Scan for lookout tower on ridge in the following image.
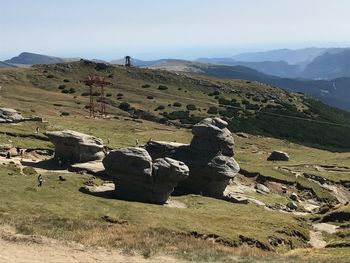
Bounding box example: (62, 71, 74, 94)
(125, 56, 131, 67)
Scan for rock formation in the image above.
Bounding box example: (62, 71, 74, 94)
(145, 117, 240, 198)
(0, 107, 42, 123)
(267, 151, 289, 161)
(45, 130, 105, 163)
(103, 147, 189, 204)
(0, 108, 24, 123)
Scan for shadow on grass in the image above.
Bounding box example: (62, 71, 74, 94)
(21, 159, 70, 171)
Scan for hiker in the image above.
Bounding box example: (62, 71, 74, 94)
(37, 174, 43, 187)
(35, 126, 39, 134)
(135, 139, 139, 147)
(107, 137, 111, 145)
(6, 151, 11, 159)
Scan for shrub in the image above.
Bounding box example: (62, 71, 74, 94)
(60, 112, 70, 116)
(108, 74, 113, 78)
(47, 74, 54, 79)
(147, 96, 154, 99)
(106, 93, 112, 97)
(119, 102, 130, 111)
(207, 106, 218, 114)
(61, 89, 69, 94)
(186, 104, 197, 111)
(92, 92, 101, 96)
(58, 85, 66, 90)
(68, 88, 76, 94)
(178, 88, 182, 91)
(81, 92, 89, 96)
(142, 84, 151, 88)
(53, 103, 63, 107)
(158, 85, 168, 90)
(117, 93, 124, 97)
(63, 79, 70, 82)
(155, 105, 165, 111)
(173, 102, 182, 107)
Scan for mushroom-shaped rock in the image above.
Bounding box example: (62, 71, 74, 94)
(45, 130, 104, 163)
(152, 157, 189, 204)
(191, 117, 234, 157)
(103, 148, 189, 204)
(267, 151, 289, 161)
(178, 154, 240, 197)
(103, 147, 154, 202)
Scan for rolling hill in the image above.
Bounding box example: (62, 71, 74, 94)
(4, 52, 80, 66)
(1, 60, 350, 150)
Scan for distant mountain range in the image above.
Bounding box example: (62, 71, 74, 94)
(197, 48, 350, 79)
(2, 49, 350, 111)
(3, 52, 80, 66)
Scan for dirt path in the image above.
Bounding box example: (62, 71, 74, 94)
(0, 226, 181, 263)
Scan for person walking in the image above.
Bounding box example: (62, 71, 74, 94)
(37, 174, 43, 188)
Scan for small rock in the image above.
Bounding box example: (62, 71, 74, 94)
(290, 192, 299, 201)
(281, 186, 288, 193)
(267, 151, 289, 161)
(287, 201, 298, 210)
(236, 132, 249, 138)
(225, 194, 249, 204)
(255, 183, 270, 193)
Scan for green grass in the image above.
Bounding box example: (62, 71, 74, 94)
(0, 163, 311, 258)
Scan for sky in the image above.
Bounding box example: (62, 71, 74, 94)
(1, 0, 350, 61)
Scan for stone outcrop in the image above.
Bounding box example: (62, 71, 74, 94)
(103, 147, 189, 204)
(45, 130, 104, 163)
(0, 108, 24, 123)
(267, 151, 289, 161)
(0, 107, 42, 123)
(145, 117, 240, 198)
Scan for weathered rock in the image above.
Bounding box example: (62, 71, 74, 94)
(256, 183, 270, 194)
(103, 148, 189, 204)
(178, 154, 239, 197)
(0, 107, 24, 123)
(45, 130, 104, 163)
(267, 151, 289, 161)
(152, 157, 189, 203)
(191, 118, 234, 157)
(287, 201, 298, 210)
(145, 117, 240, 198)
(145, 140, 189, 160)
(290, 192, 299, 201)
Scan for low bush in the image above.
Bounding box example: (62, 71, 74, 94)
(186, 104, 197, 111)
(173, 102, 182, 107)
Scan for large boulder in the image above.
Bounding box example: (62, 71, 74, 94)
(103, 148, 189, 204)
(145, 117, 240, 198)
(267, 151, 289, 161)
(45, 130, 104, 163)
(0, 107, 24, 123)
(191, 118, 234, 156)
(178, 154, 239, 197)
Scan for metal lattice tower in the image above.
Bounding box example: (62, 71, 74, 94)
(125, 56, 131, 67)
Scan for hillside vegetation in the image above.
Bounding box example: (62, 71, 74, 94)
(1, 60, 350, 150)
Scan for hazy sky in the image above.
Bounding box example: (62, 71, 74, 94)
(1, 0, 350, 60)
